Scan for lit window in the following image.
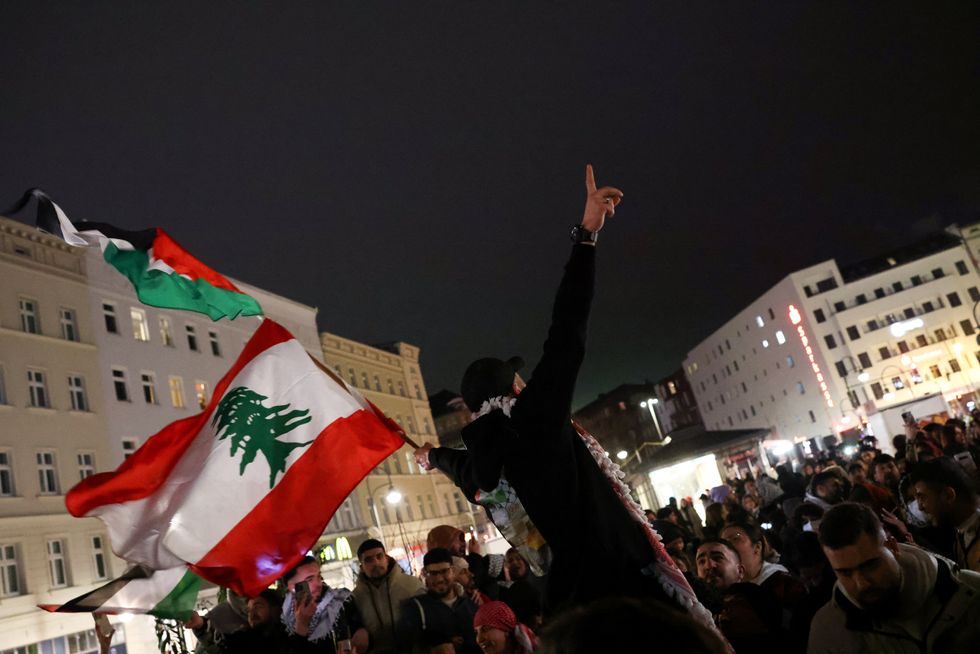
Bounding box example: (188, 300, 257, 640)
(130, 308, 150, 342)
(756, 315, 765, 328)
(47, 539, 69, 588)
(36, 451, 59, 494)
(0, 451, 14, 497)
(209, 331, 221, 357)
(195, 381, 209, 409)
(786, 356, 795, 368)
(159, 317, 174, 346)
(103, 302, 118, 334)
(68, 374, 88, 411)
(775, 330, 786, 345)
(797, 382, 806, 395)
(91, 536, 109, 580)
(0, 544, 21, 596)
(77, 452, 95, 480)
(762, 340, 769, 348)
(169, 376, 185, 408)
(60, 308, 78, 341)
(28, 369, 50, 408)
(19, 298, 40, 334)
(111, 368, 129, 402)
(141, 373, 157, 404)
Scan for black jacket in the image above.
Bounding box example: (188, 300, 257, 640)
(432, 245, 669, 612)
(397, 591, 480, 654)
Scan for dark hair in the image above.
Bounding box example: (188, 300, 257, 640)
(721, 521, 764, 545)
(908, 457, 978, 502)
(423, 547, 453, 567)
(872, 453, 895, 466)
(656, 507, 676, 520)
(817, 502, 883, 550)
(539, 597, 727, 654)
(923, 422, 943, 435)
(811, 470, 841, 488)
(254, 588, 283, 609)
(794, 502, 825, 523)
(847, 462, 866, 474)
(357, 538, 385, 558)
(696, 538, 740, 560)
(281, 556, 317, 586)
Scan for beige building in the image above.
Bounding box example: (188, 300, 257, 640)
(0, 216, 128, 652)
(318, 333, 480, 581)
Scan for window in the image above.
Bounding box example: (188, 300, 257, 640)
(893, 281, 903, 293)
(111, 368, 130, 401)
(858, 352, 872, 369)
(750, 405, 756, 417)
(348, 368, 357, 386)
(903, 307, 916, 319)
(0, 451, 14, 496)
(169, 376, 185, 408)
(775, 330, 786, 345)
(417, 495, 426, 519)
(387, 379, 395, 394)
(454, 492, 466, 513)
(47, 539, 69, 588)
(18, 297, 40, 334)
(159, 316, 174, 346)
(929, 364, 942, 379)
(931, 267, 944, 279)
(809, 410, 816, 423)
(786, 355, 795, 368)
(415, 384, 424, 400)
(374, 375, 382, 391)
(970, 287, 980, 303)
(947, 292, 963, 308)
(92, 536, 108, 580)
(0, 544, 20, 596)
(195, 381, 209, 409)
(910, 275, 922, 286)
(892, 377, 905, 390)
(398, 381, 406, 397)
(835, 361, 848, 378)
(209, 331, 221, 356)
(28, 369, 50, 408)
(824, 334, 837, 349)
(122, 439, 138, 459)
(77, 452, 95, 480)
(131, 308, 150, 341)
(856, 293, 867, 305)
(916, 334, 928, 348)
(361, 372, 370, 389)
(879, 346, 891, 361)
(848, 390, 860, 409)
(141, 373, 157, 404)
(186, 325, 199, 351)
(813, 309, 826, 323)
(833, 301, 846, 312)
(956, 261, 969, 275)
(960, 320, 975, 336)
(68, 374, 88, 411)
(427, 494, 437, 517)
(846, 326, 860, 341)
(867, 319, 879, 331)
(37, 451, 59, 494)
(897, 341, 909, 354)
(60, 308, 78, 341)
(756, 315, 764, 328)
(870, 382, 884, 400)
(874, 288, 886, 299)
(797, 382, 806, 395)
(762, 339, 769, 348)
(923, 301, 935, 313)
(950, 359, 962, 373)
(103, 303, 118, 333)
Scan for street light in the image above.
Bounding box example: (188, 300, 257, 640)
(639, 398, 664, 441)
(616, 450, 628, 460)
(366, 476, 403, 531)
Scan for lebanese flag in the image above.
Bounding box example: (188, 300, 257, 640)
(5, 188, 262, 320)
(66, 319, 405, 596)
(39, 566, 201, 621)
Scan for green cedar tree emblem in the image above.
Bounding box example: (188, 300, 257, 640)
(212, 386, 314, 488)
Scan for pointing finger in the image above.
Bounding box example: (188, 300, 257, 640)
(585, 164, 597, 194)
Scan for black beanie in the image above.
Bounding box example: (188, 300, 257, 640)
(460, 356, 524, 412)
(357, 538, 385, 558)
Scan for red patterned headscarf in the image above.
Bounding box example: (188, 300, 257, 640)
(474, 601, 538, 653)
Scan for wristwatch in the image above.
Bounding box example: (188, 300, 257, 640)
(570, 224, 598, 244)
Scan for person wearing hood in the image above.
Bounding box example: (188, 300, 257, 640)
(810, 502, 980, 653)
(352, 539, 425, 654)
(412, 166, 686, 615)
(185, 589, 249, 653)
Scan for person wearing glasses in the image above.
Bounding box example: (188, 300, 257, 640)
(399, 548, 480, 654)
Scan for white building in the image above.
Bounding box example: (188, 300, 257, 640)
(684, 232, 980, 465)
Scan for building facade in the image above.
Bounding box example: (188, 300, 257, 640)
(684, 232, 980, 458)
(652, 369, 703, 435)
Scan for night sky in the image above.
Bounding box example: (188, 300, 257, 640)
(2, 3, 978, 408)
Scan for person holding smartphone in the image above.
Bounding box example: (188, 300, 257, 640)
(282, 556, 367, 653)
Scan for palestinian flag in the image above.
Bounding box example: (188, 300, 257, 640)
(66, 319, 405, 596)
(4, 188, 262, 320)
(39, 566, 201, 620)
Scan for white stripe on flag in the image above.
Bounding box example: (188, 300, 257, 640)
(100, 566, 188, 612)
(49, 198, 136, 252)
(92, 339, 363, 568)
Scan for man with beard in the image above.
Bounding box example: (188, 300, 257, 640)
(810, 502, 980, 653)
(399, 548, 479, 654)
(805, 469, 847, 511)
(223, 590, 288, 654)
(910, 458, 980, 572)
(351, 539, 425, 654)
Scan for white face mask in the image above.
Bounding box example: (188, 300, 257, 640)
(803, 519, 821, 533)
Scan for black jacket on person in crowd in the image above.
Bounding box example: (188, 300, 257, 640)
(397, 591, 480, 654)
(431, 244, 671, 613)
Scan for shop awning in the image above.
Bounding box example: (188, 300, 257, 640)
(629, 425, 772, 473)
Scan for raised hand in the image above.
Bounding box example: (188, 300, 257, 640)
(581, 164, 624, 233)
(414, 443, 434, 471)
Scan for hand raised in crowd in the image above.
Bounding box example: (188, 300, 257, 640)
(293, 589, 317, 637)
(880, 508, 914, 544)
(581, 164, 623, 233)
(414, 443, 434, 471)
(183, 610, 205, 630)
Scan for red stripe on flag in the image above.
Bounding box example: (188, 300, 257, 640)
(66, 319, 293, 516)
(190, 409, 404, 596)
(151, 228, 243, 293)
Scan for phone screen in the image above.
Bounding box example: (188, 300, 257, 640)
(294, 581, 310, 597)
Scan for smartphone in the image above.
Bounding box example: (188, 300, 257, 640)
(902, 411, 915, 426)
(294, 580, 310, 597)
(954, 451, 978, 474)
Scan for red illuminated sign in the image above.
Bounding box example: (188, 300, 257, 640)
(788, 305, 833, 408)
